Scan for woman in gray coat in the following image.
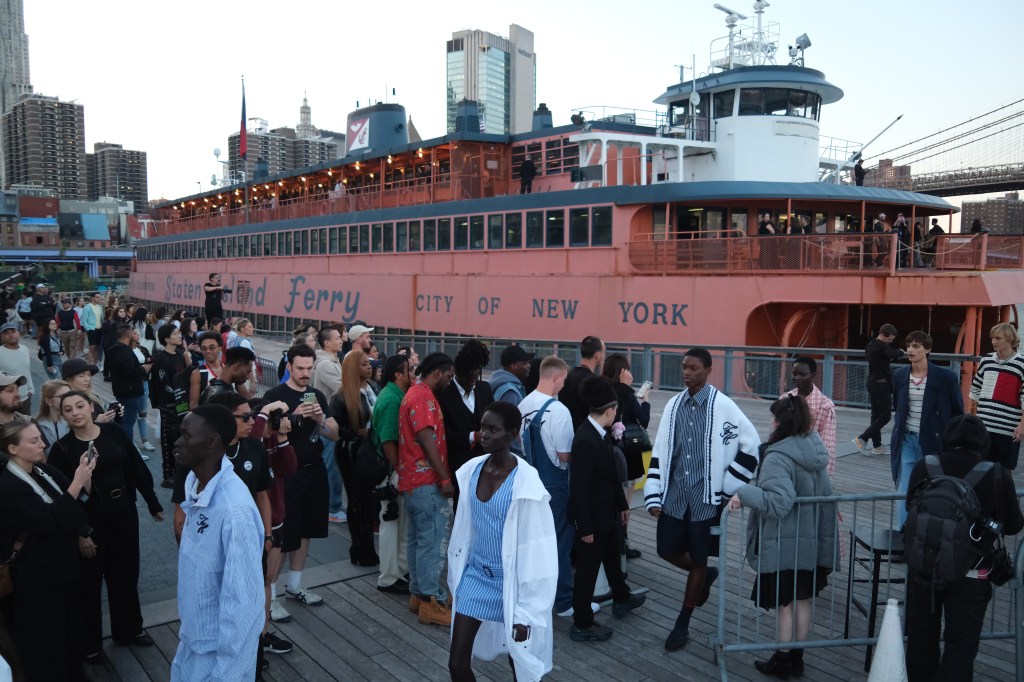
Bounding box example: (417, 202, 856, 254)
(728, 394, 838, 679)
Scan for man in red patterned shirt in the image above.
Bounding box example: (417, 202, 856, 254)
(783, 356, 837, 478)
(398, 352, 455, 627)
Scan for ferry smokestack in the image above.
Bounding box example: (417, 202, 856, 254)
(532, 103, 553, 132)
(454, 99, 482, 133)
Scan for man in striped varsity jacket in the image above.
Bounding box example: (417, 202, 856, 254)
(643, 348, 760, 651)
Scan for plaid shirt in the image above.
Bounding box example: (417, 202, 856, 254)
(784, 385, 837, 477)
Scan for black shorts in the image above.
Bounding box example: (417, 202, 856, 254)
(656, 509, 721, 564)
(281, 460, 329, 552)
(87, 329, 102, 346)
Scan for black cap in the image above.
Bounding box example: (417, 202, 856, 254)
(942, 415, 990, 457)
(500, 344, 534, 366)
(61, 357, 100, 379)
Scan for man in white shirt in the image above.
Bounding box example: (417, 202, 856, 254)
(172, 404, 265, 682)
(0, 323, 33, 415)
(518, 355, 577, 616)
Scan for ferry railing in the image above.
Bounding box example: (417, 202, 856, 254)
(627, 233, 899, 276)
(711, 492, 1024, 681)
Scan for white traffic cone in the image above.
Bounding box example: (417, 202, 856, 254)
(867, 598, 908, 682)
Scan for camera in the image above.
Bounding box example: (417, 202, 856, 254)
(373, 483, 398, 502)
(381, 501, 399, 522)
(108, 401, 123, 424)
(222, 287, 233, 294)
(268, 408, 284, 431)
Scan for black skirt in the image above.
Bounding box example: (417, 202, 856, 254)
(623, 448, 646, 481)
(751, 567, 830, 610)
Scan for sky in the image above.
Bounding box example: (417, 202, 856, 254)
(22, 0, 1022, 209)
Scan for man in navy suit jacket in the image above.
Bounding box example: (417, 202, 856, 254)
(890, 330, 964, 526)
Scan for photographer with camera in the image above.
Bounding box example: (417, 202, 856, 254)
(904, 415, 1023, 680)
(371, 354, 415, 595)
(204, 274, 230, 323)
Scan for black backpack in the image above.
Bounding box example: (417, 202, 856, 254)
(904, 455, 994, 588)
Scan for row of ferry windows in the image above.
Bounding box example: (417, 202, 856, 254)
(141, 207, 613, 261)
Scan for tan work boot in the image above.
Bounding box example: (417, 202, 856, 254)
(418, 596, 452, 627)
(408, 594, 423, 614)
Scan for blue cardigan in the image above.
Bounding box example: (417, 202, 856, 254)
(889, 362, 964, 484)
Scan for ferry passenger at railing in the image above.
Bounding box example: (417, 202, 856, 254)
(970, 218, 988, 234)
(867, 213, 890, 268)
(894, 213, 910, 269)
(644, 347, 760, 652)
(890, 331, 964, 528)
(204, 273, 226, 323)
(854, 158, 868, 186)
(447, 401, 558, 682)
(36, 378, 71, 453)
(903, 415, 1023, 682)
(970, 322, 1024, 470)
(784, 357, 837, 477)
(440, 340, 494, 510)
(911, 221, 926, 267)
(727, 394, 837, 680)
(520, 155, 537, 194)
(602, 353, 651, 557)
(567, 376, 646, 643)
(51, 390, 164, 665)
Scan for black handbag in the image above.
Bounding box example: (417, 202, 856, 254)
(987, 539, 1014, 586)
(621, 419, 651, 455)
(350, 429, 389, 488)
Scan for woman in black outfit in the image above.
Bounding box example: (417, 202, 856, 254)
(602, 353, 651, 559)
(0, 420, 94, 681)
(49, 391, 164, 665)
(100, 306, 127, 381)
(329, 348, 378, 566)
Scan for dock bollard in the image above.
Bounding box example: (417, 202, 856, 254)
(867, 598, 908, 682)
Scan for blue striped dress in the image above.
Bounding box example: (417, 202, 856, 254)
(454, 460, 518, 622)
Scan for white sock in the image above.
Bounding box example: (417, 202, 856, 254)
(270, 583, 277, 601)
(287, 570, 302, 591)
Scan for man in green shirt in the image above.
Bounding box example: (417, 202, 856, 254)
(372, 354, 414, 595)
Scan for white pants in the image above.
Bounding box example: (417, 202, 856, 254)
(377, 473, 409, 587)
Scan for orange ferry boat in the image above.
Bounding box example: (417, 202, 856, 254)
(130, 5, 1022, 361)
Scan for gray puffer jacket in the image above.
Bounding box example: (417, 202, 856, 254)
(738, 433, 839, 574)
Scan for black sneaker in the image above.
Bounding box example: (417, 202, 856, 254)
(665, 625, 689, 651)
(377, 578, 411, 594)
(261, 631, 294, 654)
(611, 592, 646, 618)
(625, 547, 642, 559)
(569, 623, 613, 642)
(84, 651, 110, 666)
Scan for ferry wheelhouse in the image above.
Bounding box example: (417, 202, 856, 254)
(131, 6, 1024, 366)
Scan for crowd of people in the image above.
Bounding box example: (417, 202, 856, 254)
(0, 282, 1021, 681)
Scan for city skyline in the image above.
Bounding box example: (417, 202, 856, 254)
(22, 0, 1022, 208)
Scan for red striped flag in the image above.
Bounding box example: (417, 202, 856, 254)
(239, 81, 247, 160)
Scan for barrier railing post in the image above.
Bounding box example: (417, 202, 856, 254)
(1016, 538, 1024, 682)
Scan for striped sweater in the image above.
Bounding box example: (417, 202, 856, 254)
(644, 385, 761, 510)
(971, 352, 1024, 436)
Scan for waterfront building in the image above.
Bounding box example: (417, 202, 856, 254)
(1, 93, 87, 199)
(961, 192, 1024, 235)
(86, 142, 148, 208)
(0, 0, 33, 188)
(446, 24, 536, 135)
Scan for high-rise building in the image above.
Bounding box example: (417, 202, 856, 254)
(446, 24, 535, 135)
(227, 97, 343, 184)
(0, 0, 33, 187)
(2, 93, 86, 199)
(86, 142, 148, 208)
(961, 192, 1024, 235)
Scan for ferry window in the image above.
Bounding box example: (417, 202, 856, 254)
(336, 227, 348, 253)
(310, 230, 319, 255)
(227, 239, 235, 258)
(739, 88, 763, 115)
(423, 219, 437, 252)
(454, 217, 469, 251)
(318, 229, 327, 255)
(704, 209, 725, 236)
(301, 230, 310, 255)
(789, 91, 820, 120)
(348, 226, 359, 253)
(382, 223, 394, 252)
(216, 239, 225, 258)
(359, 225, 370, 253)
(470, 216, 484, 250)
(730, 209, 748, 235)
(488, 215, 503, 249)
(249, 236, 258, 257)
(438, 218, 451, 250)
(409, 221, 421, 251)
(546, 210, 565, 248)
(713, 90, 735, 118)
(329, 228, 339, 253)
(526, 212, 544, 248)
(814, 212, 828, 234)
(285, 232, 293, 256)
(569, 208, 589, 246)
(764, 89, 790, 116)
(505, 213, 522, 248)
(372, 224, 383, 252)
(396, 222, 408, 252)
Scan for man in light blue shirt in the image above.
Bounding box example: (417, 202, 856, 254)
(172, 405, 265, 682)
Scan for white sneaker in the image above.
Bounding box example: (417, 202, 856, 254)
(140, 454, 151, 461)
(141, 441, 156, 451)
(285, 586, 323, 606)
(269, 598, 292, 622)
(556, 602, 600, 618)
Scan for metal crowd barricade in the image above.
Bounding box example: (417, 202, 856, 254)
(710, 491, 1024, 682)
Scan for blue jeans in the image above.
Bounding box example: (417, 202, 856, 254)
(119, 394, 147, 444)
(404, 485, 451, 601)
(321, 437, 344, 516)
(897, 433, 924, 528)
(547, 483, 574, 612)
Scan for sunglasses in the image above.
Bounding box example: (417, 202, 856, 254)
(235, 412, 254, 422)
